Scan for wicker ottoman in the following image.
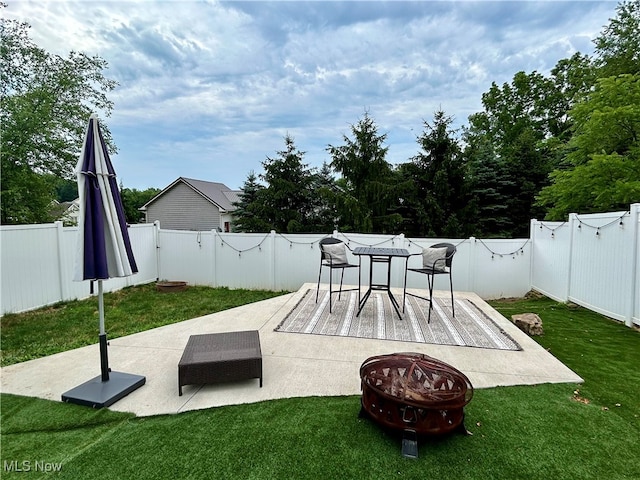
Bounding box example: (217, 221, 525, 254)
(178, 330, 263, 395)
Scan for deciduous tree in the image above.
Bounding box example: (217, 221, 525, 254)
(1, 10, 117, 224)
(538, 74, 640, 219)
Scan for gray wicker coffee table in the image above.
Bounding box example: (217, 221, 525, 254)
(178, 330, 263, 396)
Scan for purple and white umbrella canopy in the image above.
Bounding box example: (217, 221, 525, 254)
(63, 114, 144, 408)
(74, 113, 137, 283)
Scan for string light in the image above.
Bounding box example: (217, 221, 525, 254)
(573, 212, 629, 236)
(212, 231, 537, 260)
(476, 238, 530, 258)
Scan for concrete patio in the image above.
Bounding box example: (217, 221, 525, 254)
(0, 283, 583, 417)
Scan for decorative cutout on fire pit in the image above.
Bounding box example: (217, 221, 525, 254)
(359, 352, 473, 455)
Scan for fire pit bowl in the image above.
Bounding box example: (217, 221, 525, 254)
(359, 352, 473, 437)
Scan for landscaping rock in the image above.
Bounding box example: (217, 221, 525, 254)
(511, 313, 543, 336)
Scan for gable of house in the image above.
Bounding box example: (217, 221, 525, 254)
(142, 177, 239, 231)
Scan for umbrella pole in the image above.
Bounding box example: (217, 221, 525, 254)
(98, 280, 110, 381)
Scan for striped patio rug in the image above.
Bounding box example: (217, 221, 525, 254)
(275, 289, 521, 351)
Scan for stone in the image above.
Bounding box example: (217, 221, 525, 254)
(511, 313, 544, 336)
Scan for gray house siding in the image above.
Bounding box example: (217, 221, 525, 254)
(146, 183, 221, 231)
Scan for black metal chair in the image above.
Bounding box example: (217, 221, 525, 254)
(316, 237, 359, 312)
(402, 242, 456, 323)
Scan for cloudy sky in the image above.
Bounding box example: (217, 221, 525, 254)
(6, 0, 620, 191)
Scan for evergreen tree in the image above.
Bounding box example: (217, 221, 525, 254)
(463, 135, 515, 237)
(232, 171, 271, 232)
(327, 112, 400, 233)
(408, 110, 470, 237)
(260, 135, 316, 233)
(307, 162, 339, 232)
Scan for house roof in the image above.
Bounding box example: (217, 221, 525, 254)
(140, 177, 240, 212)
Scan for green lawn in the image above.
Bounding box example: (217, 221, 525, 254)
(0, 283, 288, 367)
(1, 288, 638, 479)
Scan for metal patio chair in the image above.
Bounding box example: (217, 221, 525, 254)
(402, 242, 456, 323)
(316, 237, 359, 312)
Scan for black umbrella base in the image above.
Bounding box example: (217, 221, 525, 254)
(62, 372, 145, 408)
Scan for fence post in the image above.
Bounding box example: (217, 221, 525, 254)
(529, 220, 536, 293)
(153, 221, 161, 281)
(55, 221, 69, 302)
(270, 230, 277, 291)
(210, 228, 217, 288)
(212, 229, 219, 288)
(468, 237, 476, 294)
(626, 203, 640, 327)
(566, 213, 577, 303)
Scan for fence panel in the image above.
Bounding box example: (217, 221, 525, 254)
(403, 237, 531, 299)
(1, 223, 158, 314)
(212, 232, 275, 290)
(530, 203, 640, 327)
(568, 209, 639, 325)
(156, 229, 214, 286)
(1, 224, 62, 313)
(530, 220, 572, 302)
(273, 233, 328, 291)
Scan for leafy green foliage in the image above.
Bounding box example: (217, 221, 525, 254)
(593, 0, 640, 77)
(1, 10, 117, 224)
(120, 186, 161, 223)
(538, 74, 640, 219)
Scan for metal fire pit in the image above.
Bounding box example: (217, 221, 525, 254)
(359, 352, 473, 458)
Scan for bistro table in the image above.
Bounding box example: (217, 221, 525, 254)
(353, 247, 411, 319)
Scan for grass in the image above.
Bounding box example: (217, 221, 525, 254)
(1, 289, 639, 479)
(0, 283, 288, 367)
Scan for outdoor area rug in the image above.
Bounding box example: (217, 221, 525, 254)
(275, 289, 522, 351)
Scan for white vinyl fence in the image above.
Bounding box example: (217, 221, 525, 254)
(0, 222, 158, 315)
(155, 229, 532, 298)
(531, 203, 640, 327)
(2, 203, 638, 328)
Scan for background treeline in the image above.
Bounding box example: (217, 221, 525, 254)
(2, 2, 639, 237)
(233, 1, 639, 237)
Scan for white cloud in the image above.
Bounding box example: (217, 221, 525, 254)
(3, 0, 620, 190)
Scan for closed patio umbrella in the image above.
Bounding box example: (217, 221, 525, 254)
(62, 114, 145, 408)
